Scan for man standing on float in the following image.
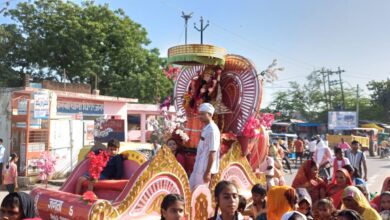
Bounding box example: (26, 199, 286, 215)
(189, 103, 221, 190)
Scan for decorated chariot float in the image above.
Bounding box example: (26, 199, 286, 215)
(30, 44, 271, 219)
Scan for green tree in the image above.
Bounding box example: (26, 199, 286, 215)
(268, 73, 385, 123)
(268, 72, 326, 122)
(1, 0, 171, 103)
(367, 79, 390, 123)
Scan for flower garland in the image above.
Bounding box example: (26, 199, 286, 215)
(242, 116, 261, 138)
(258, 113, 275, 129)
(163, 65, 181, 80)
(243, 113, 275, 138)
(80, 191, 98, 205)
(87, 150, 109, 181)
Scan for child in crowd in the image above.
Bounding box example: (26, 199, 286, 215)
(75, 139, 123, 195)
(0, 192, 41, 220)
(2, 153, 19, 193)
(379, 191, 390, 220)
(211, 180, 249, 220)
(237, 195, 247, 216)
(296, 188, 313, 220)
(331, 148, 350, 182)
(160, 194, 185, 220)
(281, 211, 307, 220)
(251, 184, 267, 220)
(313, 198, 336, 220)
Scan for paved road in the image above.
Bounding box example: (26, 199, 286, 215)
(284, 156, 390, 194)
(0, 156, 388, 203)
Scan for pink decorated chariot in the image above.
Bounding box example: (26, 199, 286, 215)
(30, 44, 269, 219)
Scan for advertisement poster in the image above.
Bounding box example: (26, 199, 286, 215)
(94, 119, 125, 143)
(57, 101, 104, 115)
(328, 111, 357, 130)
(33, 91, 50, 119)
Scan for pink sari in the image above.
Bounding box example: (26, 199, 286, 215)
(326, 168, 353, 209)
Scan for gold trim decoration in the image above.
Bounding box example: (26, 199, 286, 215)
(112, 146, 191, 219)
(146, 194, 166, 215)
(209, 141, 266, 199)
(121, 150, 147, 165)
(168, 44, 226, 59)
(167, 44, 226, 66)
(89, 200, 119, 220)
(194, 193, 209, 220)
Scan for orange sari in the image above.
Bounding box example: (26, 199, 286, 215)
(292, 160, 326, 203)
(267, 186, 295, 220)
(326, 168, 353, 209)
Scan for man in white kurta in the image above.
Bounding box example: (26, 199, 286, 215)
(189, 103, 221, 191)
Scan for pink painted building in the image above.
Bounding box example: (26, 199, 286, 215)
(1, 85, 137, 176)
(127, 104, 175, 143)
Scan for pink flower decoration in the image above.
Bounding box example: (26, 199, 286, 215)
(243, 116, 261, 138)
(87, 150, 109, 181)
(81, 191, 98, 204)
(163, 65, 181, 80)
(37, 151, 57, 181)
(258, 113, 275, 129)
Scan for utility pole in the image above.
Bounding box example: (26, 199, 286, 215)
(336, 67, 346, 110)
(181, 12, 193, 45)
(326, 69, 333, 109)
(194, 16, 209, 44)
(63, 68, 67, 92)
(356, 84, 359, 127)
(317, 68, 329, 111)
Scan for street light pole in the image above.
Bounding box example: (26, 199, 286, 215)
(194, 16, 209, 44)
(181, 12, 193, 45)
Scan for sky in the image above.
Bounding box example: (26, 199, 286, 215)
(2, 0, 390, 107)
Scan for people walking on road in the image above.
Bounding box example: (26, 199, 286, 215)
(345, 141, 368, 181)
(331, 147, 350, 182)
(342, 186, 381, 220)
(0, 139, 5, 185)
(338, 138, 351, 152)
(313, 136, 332, 180)
(326, 168, 353, 209)
(2, 153, 18, 193)
(294, 137, 305, 165)
(308, 137, 317, 160)
(292, 160, 326, 204)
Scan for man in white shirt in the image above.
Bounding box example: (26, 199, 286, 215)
(308, 137, 317, 159)
(345, 140, 367, 181)
(189, 103, 221, 190)
(0, 138, 5, 183)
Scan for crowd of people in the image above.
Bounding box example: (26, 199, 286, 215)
(0, 103, 388, 220)
(158, 176, 390, 220)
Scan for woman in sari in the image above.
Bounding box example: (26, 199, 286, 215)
(267, 185, 298, 220)
(326, 168, 353, 209)
(342, 186, 381, 220)
(268, 142, 285, 186)
(371, 176, 390, 211)
(292, 160, 326, 203)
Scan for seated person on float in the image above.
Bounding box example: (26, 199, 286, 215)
(75, 139, 123, 194)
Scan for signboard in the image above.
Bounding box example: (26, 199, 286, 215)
(33, 92, 50, 119)
(57, 101, 104, 115)
(94, 119, 125, 142)
(328, 111, 357, 130)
